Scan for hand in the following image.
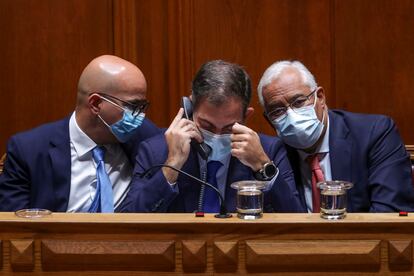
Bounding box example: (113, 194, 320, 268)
(163, 108, 203, 183)
(231, 123, 271, 172)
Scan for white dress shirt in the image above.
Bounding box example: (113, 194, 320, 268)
(67, 112, 132, 212)
(297, 117, 332, 212)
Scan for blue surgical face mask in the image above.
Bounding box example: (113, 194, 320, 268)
(272, 96, 325, 149)
(98, 97, 145, 143)
(200, 128, 231, 161)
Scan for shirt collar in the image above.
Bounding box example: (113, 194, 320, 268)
(297, 113, 330, 161)
(69, 112, 97, 158)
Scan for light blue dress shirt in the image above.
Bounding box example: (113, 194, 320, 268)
(297, 117, 332, 213)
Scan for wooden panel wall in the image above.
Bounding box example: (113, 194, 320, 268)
(117, 0, 332, 135)
(334, 0, 414, 143)
(115, 0, 414, 143)
(1, 0, 413, 151)
(0, 0, 114, 152)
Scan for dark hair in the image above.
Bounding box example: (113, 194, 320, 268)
(191, 60, 251, 113)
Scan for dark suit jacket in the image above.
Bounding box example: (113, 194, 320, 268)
(287, 110, 414, 212)
(119, 133, 305, 213)
(0, 116, 160, 212)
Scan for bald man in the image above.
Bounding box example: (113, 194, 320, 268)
(0, 55, 160, 212)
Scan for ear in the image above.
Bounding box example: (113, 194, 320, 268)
(88, 94, 103, 115)
(316, 87, 326, 108)
(244, 107, 254, 120)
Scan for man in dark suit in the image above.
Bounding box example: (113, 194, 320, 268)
(257, 60, 414, 212)
(119, 60, 304, 213)
(0, 55, 160, 212)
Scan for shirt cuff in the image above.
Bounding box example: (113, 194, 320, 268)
(263, 167, 279, 192)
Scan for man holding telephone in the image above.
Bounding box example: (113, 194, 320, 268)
(119, 60, 304, 213)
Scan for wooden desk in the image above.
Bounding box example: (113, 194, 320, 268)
(0, 212, 413, 275)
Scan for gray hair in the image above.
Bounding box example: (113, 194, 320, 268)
(257, 60, 318, 106)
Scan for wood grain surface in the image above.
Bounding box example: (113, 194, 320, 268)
(0, 213, 413, 274)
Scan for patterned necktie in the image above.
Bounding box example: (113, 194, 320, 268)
(307, 154, 325, 213)
(88, 146, 114, 213)
(203, 160, 223, 213)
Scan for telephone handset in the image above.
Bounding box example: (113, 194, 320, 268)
(181, 97, 212, 160)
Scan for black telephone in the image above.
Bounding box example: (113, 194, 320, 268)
(181, 97, 212, 160)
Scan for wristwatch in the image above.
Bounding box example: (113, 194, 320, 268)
(254, 161, 278, 181)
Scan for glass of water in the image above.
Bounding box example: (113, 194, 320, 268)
(231, 180, 267, 220)
(317, 181, 353, 220)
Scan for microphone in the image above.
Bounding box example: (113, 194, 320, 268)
(140, 164, 232, 218)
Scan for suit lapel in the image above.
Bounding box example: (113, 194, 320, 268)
(179, 150, 202, 212)
(286, 146, 307, 209)
(329, 111, 353, 183)
(49, 117, 72, 212)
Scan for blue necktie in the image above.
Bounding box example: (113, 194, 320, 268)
(203, 160, 223, 213)
(88, 146, 114, 213)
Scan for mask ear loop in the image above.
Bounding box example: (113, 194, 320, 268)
(88, 93, 114, 128)
(97, 114, 111, 128)
(95, 94, 130, 128)
(313, 87, 326, 125)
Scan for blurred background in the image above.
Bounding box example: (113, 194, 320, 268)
(1, 0, 414, 152)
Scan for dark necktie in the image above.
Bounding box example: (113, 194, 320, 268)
(88, 146, 114, 213)
(307, 154, 325, 213)
(203, 160, 223, 213)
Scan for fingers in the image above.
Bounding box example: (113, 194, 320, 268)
(231, 133, 249, 142)
(231, 140, 247, 149)
(176, 117, 194, 129)
(231, 148, 244, 160)
(231, 122, 252, 134)
(189, 129, 203, 143)
(169, 108, 185, 129)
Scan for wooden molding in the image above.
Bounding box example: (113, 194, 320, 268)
(388, 240, 413, 271)
(0, 240, 2, 269)
(41, 240, 175, 271)
(245, 240, 381, 272)
(213, 241, 238, 272)
(0, 213, 412, 274)
(181, 240, 206, 272)
(10, 239, 34, 271)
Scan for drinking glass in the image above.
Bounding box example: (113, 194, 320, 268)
(318, 181, 353, 220)
(231, 180, 267, 220)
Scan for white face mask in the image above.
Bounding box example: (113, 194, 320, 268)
(272, 96, 325, 149)
(200, 128, 231, 161)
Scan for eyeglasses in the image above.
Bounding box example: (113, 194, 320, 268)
(92, 92, 149, 117)
(265, 88, 318, 121)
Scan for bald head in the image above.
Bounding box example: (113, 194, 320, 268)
(77, 55, 147, 106)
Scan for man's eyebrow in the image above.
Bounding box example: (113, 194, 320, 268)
(265, 91, 307, 110)
(287, 92, 307, 103)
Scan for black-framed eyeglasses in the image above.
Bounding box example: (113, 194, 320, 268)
(92, 92, 150, 117)
(265, 88, 318, 121)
